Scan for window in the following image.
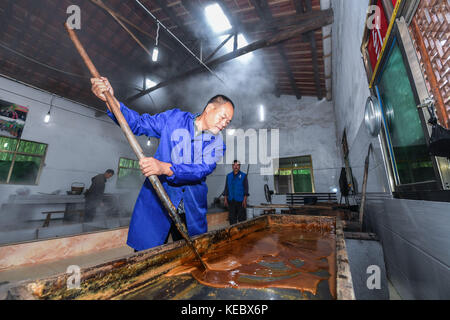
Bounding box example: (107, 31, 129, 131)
(376, 39, 436, 186)
(0, 135, 47, 185)
(274, 156, 315, 193)
(117, 157, 144, 188)
(204, 3, 232, 33)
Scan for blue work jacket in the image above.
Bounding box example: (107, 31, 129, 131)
(226, 171, 247, 202)
(107, 102, 225, 251)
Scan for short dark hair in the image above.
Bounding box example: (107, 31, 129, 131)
(233, 160, 241, 165)
(204, 95, 235, 111)
(105, 169, 115, 175)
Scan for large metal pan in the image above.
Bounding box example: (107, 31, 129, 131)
(5, 215, 354, 300)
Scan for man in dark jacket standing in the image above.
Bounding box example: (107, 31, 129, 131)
(84, 169, 114, 222)
(223, 160, 249, 225)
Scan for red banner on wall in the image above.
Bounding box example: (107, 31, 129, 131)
(366, 0, 390, 71)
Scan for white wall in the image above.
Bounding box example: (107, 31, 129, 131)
(0, 75, 155, 225)
(331, 0, 390, 194)
(206, 94, 341, 207)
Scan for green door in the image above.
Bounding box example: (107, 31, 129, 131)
(293, 169, 313, 193)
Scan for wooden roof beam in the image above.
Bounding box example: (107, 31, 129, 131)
(250, 0, 302, 99)
(300, 0, 324, 100)
(89, 0, 187, 64)
(153, 0, 201, 70)
(180, 0, 212, 41)
(126, 10, 333, 103)
(216, 9, 334, 36)
(219, 1, 285, 97)
(204, 33, 234, 63)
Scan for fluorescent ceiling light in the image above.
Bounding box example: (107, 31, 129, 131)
(205, 3, 232, 33)
(146, 79, 157, 88)
(152, 47, 159, 62)
(259, 105, 265, 122)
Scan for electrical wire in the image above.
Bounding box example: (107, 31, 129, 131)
(156, 22, 160, 47)
(134, 0, 226, 85)
(0, 86, 115, 125)
(49, 94, 55, 112)
(0, 40, 142, 91)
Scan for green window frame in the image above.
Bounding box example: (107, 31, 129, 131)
(117, 157, 143, 188)
(375, 39, 436, 186)
(0, 135, 47, 185)
(274, 155, 315, 193)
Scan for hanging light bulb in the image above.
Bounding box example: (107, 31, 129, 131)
(147, 138, 151, 146)
(152, 22, 160, 62)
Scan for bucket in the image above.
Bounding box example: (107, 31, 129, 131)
(71, 182, 85, 195)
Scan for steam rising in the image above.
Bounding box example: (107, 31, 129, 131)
(134, 52, 278, 128)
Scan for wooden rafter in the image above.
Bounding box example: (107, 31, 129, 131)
(251, 0, 302, 99)
(103, 3, 152, 58)
(87, 1, 168, 80)
(299, 0, 324, 100)
(0, 1, 14, 40)
(90, 0, 173, 51)
(89, 0, 201, 82)
(153, 0, 194, 41)
(219, 0, 284, 96)
(126, 10, 333, 102)
(180, 0, 211, 41)
(153, 0, 200, 70)
(12, 1, 41, 82)
(216, 9, 333, 36)
(204, 34, 234, 62)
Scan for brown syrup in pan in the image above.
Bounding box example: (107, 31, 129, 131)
(166, 224, 336, 298)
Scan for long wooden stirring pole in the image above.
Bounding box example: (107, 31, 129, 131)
(64, 23, 208, 270)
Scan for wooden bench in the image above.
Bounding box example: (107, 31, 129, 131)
(286, 193, 338, 205)
(41, 211, 65, 227)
